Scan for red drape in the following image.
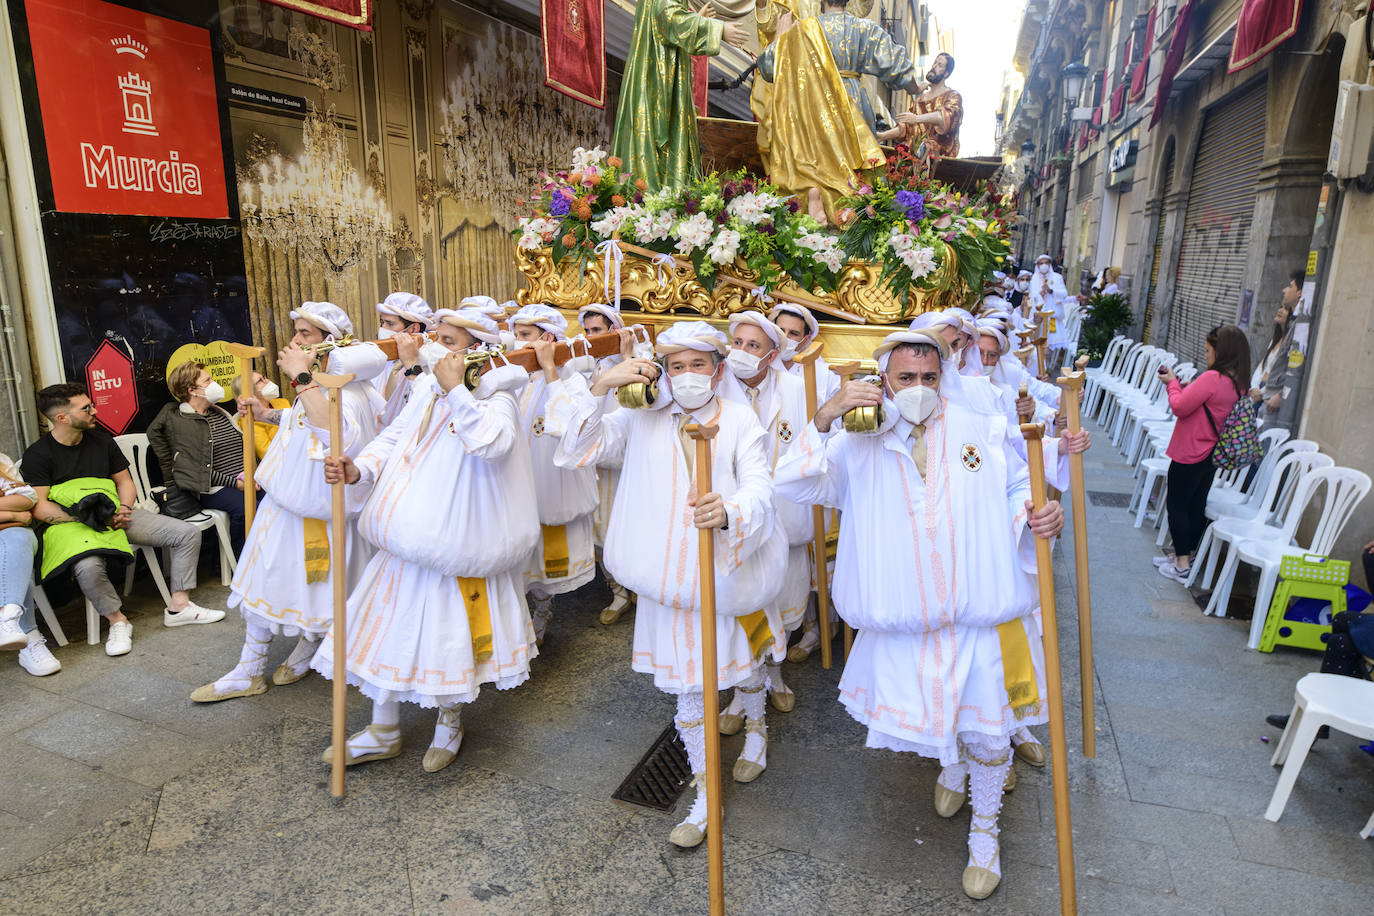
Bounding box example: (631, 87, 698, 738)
(692, 55, 710, 116)
(1228, 0, 1303, 73)
(1110, 84, 1126, 121)
(260, 0, 371, 31)
(542, 0, 606, 108)
(1128, 59, 1149, 102)
(1150, 0, 1196, 128)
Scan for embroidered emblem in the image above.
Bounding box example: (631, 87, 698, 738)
(532, 416, 546, 437)
(778, 420, 793, 443)
(294, 412, 306, 429)
(447, 420, 458, 436)
(960, 443, 982, 471)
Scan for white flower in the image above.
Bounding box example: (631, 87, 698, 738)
(634, 209, 678, 243)
(591, 206, 637, 238)
(517, 217, 560, 250)
(674, 213, 715, 255)
(570, 146, 609, 172)
(899, 246, 937, 278)
(726, 192, 783, 227)
(888, 227, 915, 256)
(707, 229, 741, 266)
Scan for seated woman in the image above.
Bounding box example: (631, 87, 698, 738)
(0, 454, 60, 676)
(231, 370, 290, 460)
(147, 362, 248, 554)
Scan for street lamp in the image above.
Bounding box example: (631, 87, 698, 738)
(1020, 139, 1035, 159)
(1061, 61, 1088, 108)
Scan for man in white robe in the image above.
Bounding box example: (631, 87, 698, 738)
(775, 329, 1065, 901)
(372, 292, 435, 427)
(550, 321, 786, 849)
(192, 301, 385, 703)
(510, 304, 598, 645)
(1030, 254, 1071, 358)
(313, 309, 539, 772)
(715, 311, 813, 718)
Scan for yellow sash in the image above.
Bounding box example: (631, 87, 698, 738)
(459, 576, 493, 663)
(738, 610, 775, 659)
(303, 518, 330, 584)
(825, 510, 841, 562)
(541, 524, 570, 579)
(996, 619, 1039, 711)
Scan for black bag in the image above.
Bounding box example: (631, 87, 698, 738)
(153, 486, 203, 520)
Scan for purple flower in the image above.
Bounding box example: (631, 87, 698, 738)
(550, 195, 571, 217)
(895, 190, 925, 222)
(633, 192, 644, 205)
(760, 221, 775, 235)
(786, 199, 800, 213)
(684, 198, 699, 214)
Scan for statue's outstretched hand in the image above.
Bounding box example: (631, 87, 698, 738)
(722, 22, 749, 48)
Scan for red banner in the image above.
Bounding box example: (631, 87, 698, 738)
(1110, 84, 1126, 121)
(692, 56, 710, 117)
(542, 0, 606, 108)
(260, 0, 372, 32)
(1150, 0, 1195, 128)
(1228, 0, 1303, 73)
(85, 340, 138, 436)
(25, 0, 229, 219)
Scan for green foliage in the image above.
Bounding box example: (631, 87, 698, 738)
(1077, 292, 1132, 361)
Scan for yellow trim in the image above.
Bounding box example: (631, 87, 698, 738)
(739, 610, 774, 659)
(541, 524, 570, 579)
(459, 577, 493, 663)
(995, 619, 1038, 711)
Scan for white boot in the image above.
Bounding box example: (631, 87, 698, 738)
(272, 635, 318, 686)
(191, 623, 271, 702)
(962, 739, 1011, 900)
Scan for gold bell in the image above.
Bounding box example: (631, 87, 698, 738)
(841, 377, 885, 433)
(616, 379, 659, 409)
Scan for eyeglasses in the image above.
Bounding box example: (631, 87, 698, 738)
(70, 404, 94, 415)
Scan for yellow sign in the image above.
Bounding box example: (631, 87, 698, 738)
(166, 341, 244, 395)
(1306, 250, 1318, 275)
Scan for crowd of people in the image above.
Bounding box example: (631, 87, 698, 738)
(0, 284, 1091, 901)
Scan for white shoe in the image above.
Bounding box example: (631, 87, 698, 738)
(1157, 562, 1190, 584)
(1152, 554, 1177, 569)
(0, 604, 26, 651)
(18, 632, 60, 676)
(164, 602, 226, 627)
(106, 620, 133, 656)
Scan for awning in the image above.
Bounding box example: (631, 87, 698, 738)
(1228, 0, 1303, 73)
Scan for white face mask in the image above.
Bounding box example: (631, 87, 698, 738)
(1017, 281, 1030, 291)
(779, 338, 799, 362)
(982, 361, 997, 377)
(726, 348, 766, 379)
(670, 371, 715, 410)
(259, 381, 281, 401)
(892, 384, 938, 425)
(200, 381, 226, 403)
(377, 326, 397, 341)
(1037, 263, 1051, 275)
(510, 339, 529, 350)
(418, 341, 452, 372)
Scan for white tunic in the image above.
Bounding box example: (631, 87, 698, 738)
(553, 378, 786, 693)
(775, 391, 1049, 764)
(372, 360, 419, 428)
(1030, 270, 1071, 348)
(518, 371, 597, 595)
(785, 355, 841, 404)
(228, 381, 382, 637)
(311, 375, 540, 707)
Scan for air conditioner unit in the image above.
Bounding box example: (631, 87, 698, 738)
(1328, 80, 1374, 180)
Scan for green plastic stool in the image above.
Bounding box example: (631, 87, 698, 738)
(1258, 554, 1349, 654)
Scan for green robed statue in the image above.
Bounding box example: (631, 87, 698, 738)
(610, 0, 750, 191)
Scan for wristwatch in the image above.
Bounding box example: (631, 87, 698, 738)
(403, 363, 424, 377)
(292, 371, 314, 388)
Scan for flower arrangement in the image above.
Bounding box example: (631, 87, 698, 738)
(514, 146, 1012, 311)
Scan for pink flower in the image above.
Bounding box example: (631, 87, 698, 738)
(934, 215, 953, 230)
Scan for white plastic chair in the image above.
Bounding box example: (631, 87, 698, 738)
(1083, 335, 1130, 411)
(1232, 467, 1371, 648)
(116, 434, 236, 589)
(1194, 453, 1337, 617)
(1266, 673, 1374, 833)
(1091, 341, 1149, 423)
(1129, 456, 1170, 528)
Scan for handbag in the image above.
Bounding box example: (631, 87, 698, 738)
(1201, 386, 1264, 472)
(153, 485, 203, 520)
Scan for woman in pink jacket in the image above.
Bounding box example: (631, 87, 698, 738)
(1156, 325, 1252, 583)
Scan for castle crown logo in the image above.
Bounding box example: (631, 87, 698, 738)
(110, 34, 156, 137)
(109, 35, 148, 59)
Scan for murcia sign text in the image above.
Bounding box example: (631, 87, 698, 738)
(25, 0, 229, 219)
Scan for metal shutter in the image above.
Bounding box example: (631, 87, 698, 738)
(1166, 80, 1267, 365)
(1077, 154, 1098, 203)
(1142, 144, 1175, 343)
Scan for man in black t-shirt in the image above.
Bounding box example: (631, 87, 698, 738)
(24, 383, 225, 657)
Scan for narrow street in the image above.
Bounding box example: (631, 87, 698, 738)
(1, 417, 1370, 915)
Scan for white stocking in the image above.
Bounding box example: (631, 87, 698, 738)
(963, 736, 1012, 877)
(765, 660, 792, 701)
(738, 670, 767, 767)
(281, 634, 319, 678)
(211, 622, 272, 693)
(676, 692, 708, 826)
(346, 699, 401, 756)
(722, 688, 745, 719)
(1011, 726, 1040, 748)
(430, 703, 463, 753)
(938, 760, 969, 794)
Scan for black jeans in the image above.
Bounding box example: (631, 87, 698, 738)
(1166, 455, 1215, 558)
(199, 486, 246, 555)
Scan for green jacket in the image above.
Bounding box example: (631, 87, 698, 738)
(147, 401, 238, 494)
(40, 477, 133, 582)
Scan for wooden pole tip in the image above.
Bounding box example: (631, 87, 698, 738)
(311, 371, 357, 389)
(685, 421, 720, 441)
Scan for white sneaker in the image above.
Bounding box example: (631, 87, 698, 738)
(164, 602, 226, 627)
(106, 620, 133, 656)
(1152, 554, 1177, 569)
(0, 604, 26, 651)
(18, 632, 60, 676)
(1157, 562, 1191, 584)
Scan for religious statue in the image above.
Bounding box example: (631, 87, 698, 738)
(610, 0, 750, 192)
(754, 0, 920, 224)
(880, 51, 963, 160)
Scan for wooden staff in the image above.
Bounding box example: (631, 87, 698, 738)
(1020, 413, 1079, 915)
(1034, 308, 1055, 380)
(794, 340, 834, 670)
(313, 370, 355, 799)
(685, 421, 725, 916)
(1058, 357, 1095, 758)
(223, 343, 265, 531)
(828, 360, 866, 662)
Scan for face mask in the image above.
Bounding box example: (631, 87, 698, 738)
(201, 381, 226, 403)
(726, 348, 765, 379)
(779, 338, 799, 362)
(1037, 263, 1051, 275)
(670, 371, 715, 410)
(377, 326, 397, 341)
(892, 384, 938, 425)
(982, 362, 997, 377)
(259, 382, 281, 401)
(1017, 281, 1030, 291)
(510, 339, 529, 350)
(418, 341, 451, 372)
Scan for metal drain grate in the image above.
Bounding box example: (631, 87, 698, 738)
(1087, 490, 1133, 508)
(611, 723, 691, 811)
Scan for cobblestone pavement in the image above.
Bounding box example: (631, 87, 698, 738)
(1, 418, 1372, 915)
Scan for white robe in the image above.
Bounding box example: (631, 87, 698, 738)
(372, 360, 419, 428)
(553, 378, 786, 693)
(311, 375, 540, 707)
(228, 381, 382, 637)
(1030, 270, 1070, 348)
(784, 355, 841, 404)
(518, 371, 597, 596)
(718, 367, 814, 633)
(775, 391, 1049, 765)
